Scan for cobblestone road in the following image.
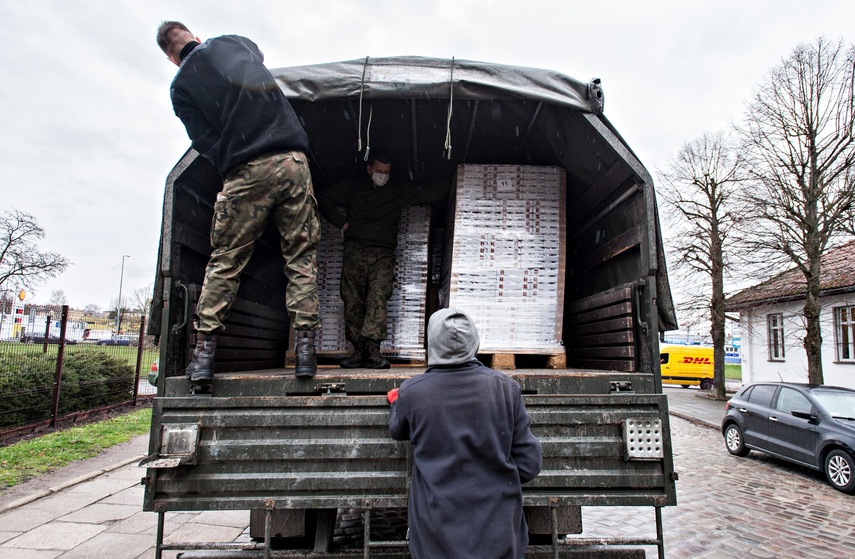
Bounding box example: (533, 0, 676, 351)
(581, 417, 855, 558)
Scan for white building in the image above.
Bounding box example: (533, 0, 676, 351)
(724, 240, 855, 389)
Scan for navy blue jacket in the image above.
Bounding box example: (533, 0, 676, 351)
(170, 35, 309, 177)
(389, 361, 542, 559)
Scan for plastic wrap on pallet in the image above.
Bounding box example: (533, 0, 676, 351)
(441, 164, 566, 352)
(316, 205, 430, 359)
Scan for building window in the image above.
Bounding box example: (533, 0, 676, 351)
(835, 305, 855, 363)
(767, 313, 785, 361)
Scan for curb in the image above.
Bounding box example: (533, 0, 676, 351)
(669, 410, 720, 431)
(0, 453, 146, 514)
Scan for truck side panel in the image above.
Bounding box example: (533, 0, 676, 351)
(144, 387, 675, 512)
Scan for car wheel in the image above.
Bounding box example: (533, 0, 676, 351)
(724, 423, 749, 457)
(700, 379, 712, 391)
(824, 449, 855, 494)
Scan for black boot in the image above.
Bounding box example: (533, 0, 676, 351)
(340, 341, 367, 369)
(365, 340, 390, 369)
(295, 330, 317, 378)
(186, 333, 217, 385)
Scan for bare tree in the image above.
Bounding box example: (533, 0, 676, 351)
(107, 296, 130, 320)
(659, 131, 746, 398)
(0, 209, 70, 293)
(738, 37, 855, 385)
(130, 284, 153, 318)
(49, 289, 68, 306)
(83, 303, 101, 316)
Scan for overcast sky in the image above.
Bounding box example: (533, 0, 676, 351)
(2, 0, 855, 310)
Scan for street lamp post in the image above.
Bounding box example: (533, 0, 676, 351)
(115, 255, 130, 336)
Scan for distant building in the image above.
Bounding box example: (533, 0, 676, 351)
(0, 303, 88, 341)
(724, 240, 855, 389)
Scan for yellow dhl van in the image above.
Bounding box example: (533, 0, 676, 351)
(659, 344, 714, 390)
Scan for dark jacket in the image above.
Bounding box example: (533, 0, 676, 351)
(389, 309, 542, 559)
(170, 35, 310, 177)
(317, 175, 449, 249)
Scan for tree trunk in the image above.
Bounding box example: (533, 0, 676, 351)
(803, 267, 824, 385)
(710, 238, 726, 399)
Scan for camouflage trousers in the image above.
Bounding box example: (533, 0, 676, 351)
(340, 240, 395, 343)
(195, 151, 321, 334)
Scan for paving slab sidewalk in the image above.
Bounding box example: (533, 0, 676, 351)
(0, 433, 252, 559)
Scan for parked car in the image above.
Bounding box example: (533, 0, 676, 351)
(722, 382, 855, 494)
(96, 335, 136, 346)
(20, 335, 77, 345)
(148, 358, 159, 387)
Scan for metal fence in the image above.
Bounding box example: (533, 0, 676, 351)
(0, 304, 156, 441)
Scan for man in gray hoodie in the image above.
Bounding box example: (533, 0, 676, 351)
(388, 308, 543, 559)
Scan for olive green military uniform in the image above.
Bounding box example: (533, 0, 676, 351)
(195, 151, 321, 334)
(318, 175, 448, 344)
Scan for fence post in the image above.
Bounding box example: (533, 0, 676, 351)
(133, 316, 146, 404)
(49, 305, 69, 427)
(42, 315, 51, 353)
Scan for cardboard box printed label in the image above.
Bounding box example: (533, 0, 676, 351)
(441, 164, 566, 352)
(315, 205, 430, 359)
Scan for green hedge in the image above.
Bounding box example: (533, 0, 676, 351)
(0, 352, 136, 429)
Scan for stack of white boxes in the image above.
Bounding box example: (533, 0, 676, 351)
(315, 219, 347, 353)
(440, 164, 565, 352)
(316, 205, 430, 360)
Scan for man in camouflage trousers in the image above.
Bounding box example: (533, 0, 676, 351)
(157, 21, 321, 387)
(318, 151, 449, 369)
(339, 242, 396, 360)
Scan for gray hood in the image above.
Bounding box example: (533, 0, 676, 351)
(427, 308, 481, 366)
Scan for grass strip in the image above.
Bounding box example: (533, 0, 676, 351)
(725, 364, 742, 381)
(0, 407, 151, 489)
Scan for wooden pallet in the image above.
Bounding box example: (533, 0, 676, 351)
(284, 352, 427, 368)
(286, 352, 565, 370)
(478, 350, 566, 370)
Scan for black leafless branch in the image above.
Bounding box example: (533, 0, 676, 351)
(0, 209, 70, 294)
(736, 37, 855, 384)
(658, 131, 747, 397)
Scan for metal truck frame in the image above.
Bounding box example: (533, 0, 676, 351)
(144, 56, 679, 559)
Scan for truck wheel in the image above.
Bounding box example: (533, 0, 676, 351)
(680, 385, 690, 389)
(724, 423, 749, 457)
(700, 379, 712, 391)
(824, 449, 855, 494)
(333, 508, 408, 547)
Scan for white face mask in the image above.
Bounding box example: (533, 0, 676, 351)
(371, 172, 390, 187)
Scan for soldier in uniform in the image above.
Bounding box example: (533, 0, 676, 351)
(156, 22, 321, 386)
(318, 152, 449, 368)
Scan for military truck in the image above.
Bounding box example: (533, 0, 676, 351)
(143, 56, 679, 559)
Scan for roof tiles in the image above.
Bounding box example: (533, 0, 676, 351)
(725, 239, 855, 309)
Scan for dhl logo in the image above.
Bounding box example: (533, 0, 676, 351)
(682, 357, 711, 364)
